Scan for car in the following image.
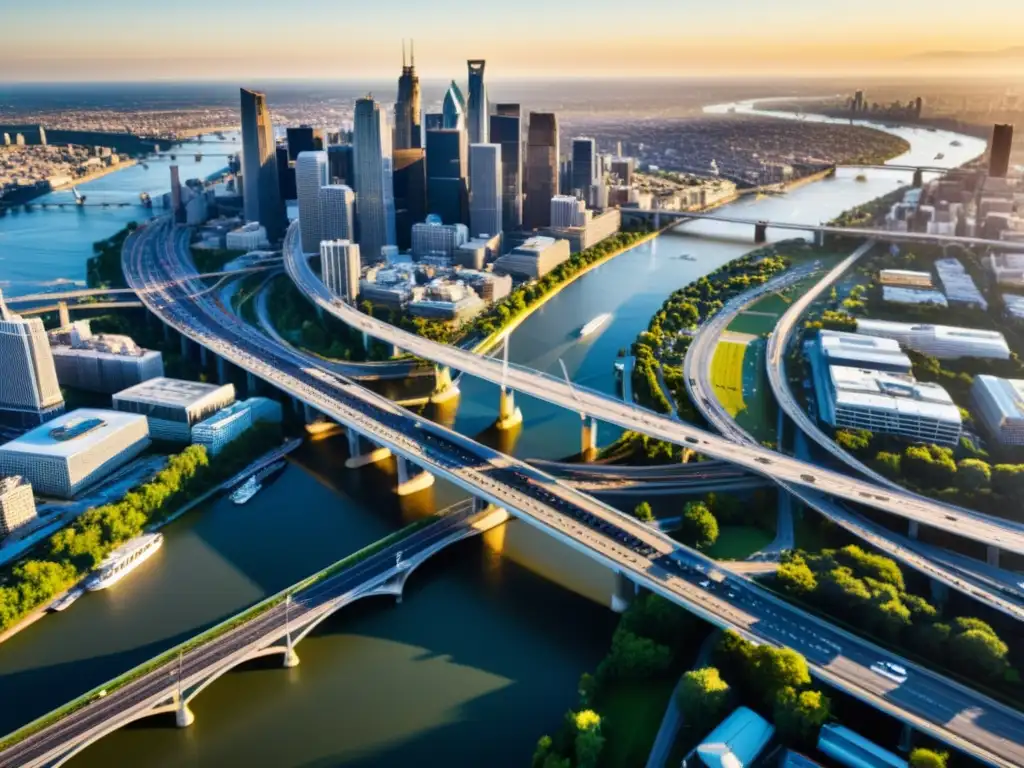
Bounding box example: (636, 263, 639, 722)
(699, 580, 712, 589)
(871, 661, 908, 683)
(755, 457, 772, 465)
(800, 474, 816, 482)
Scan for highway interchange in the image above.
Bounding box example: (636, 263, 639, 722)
(54, 217, 1020, 766)
(282, 224, 1024, 558)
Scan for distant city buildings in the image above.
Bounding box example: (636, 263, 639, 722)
(113, 378, 236, 443)
(393, 149, 427, 252)
(296, 150, 329, 253)
(327, 144, 354, 186)
(489, 104, 523, 231)
(551, 195, 587, 229)
(49, 320, 164, 394)
(524, 113, 559, 229)
(321, 239, 362, 303)
(442, 81, 466, 130)
(469, 143, 502, 239)
(933, 258, 987, 310)
(240, 88, 285, 240)
(0, 475, 37, 540)
(0, 290, 64, 427)
(989, 124, 1014, 179)
(426, 127, 468, 226)
(353, 97, 397, 263)
(286, 125, 325, 161)
(408, 278, 484, 322)
(570, 137, 598, 203)
(466, 60, 488, 145)
(394, 41, 422, 151)
(0, 409, 151, 498)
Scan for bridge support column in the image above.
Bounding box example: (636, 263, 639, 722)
(611, 570, 638, 613)
(754, 222, 768, 244)
(396, 456, 435, 496)
(303, 403, 314, 424)
(813, 229, 825, 248)
(930, 579, 949, 609)
(199, 345, 208, 367)
(362, 331, 371, 353)
(180, 334, 191, 358)
(580, 416, 599, 460)
(163, 323, 171, 343)
(898, 723, 914, 754)
(987, 545, 1001, 568)
(430, 365, 459, 405)
(653, 212, 661, 230)
(907, 520, 919, 540)
(494, 387, 523, 431)
(246, 371, 258, 395)
(216, 355, 227, 384)
(57, 301, 70, 328)
(912, 168, 923, 188)
(176, 702, 195, 729)
(345, 430, 392, 469)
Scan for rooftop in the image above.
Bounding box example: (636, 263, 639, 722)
(881, 286, 948, 306)
(974, 375, 1024, 421)
(817, 330, 912, 371)
(113, 377, 231, 408)
(830, 366, 961, 422)
(0, 408, 147, 459)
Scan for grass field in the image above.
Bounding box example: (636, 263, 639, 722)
(597, 678, 678, 768)
(709, 339, 773, 443)
(704, 525, 776, 560)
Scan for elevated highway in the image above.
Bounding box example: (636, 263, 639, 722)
(71, 217, 1024, 766)
(281, 222, 1024, 558)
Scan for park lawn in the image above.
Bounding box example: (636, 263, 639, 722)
(710, 339, 774, 444)
(597, 678, 678, 768)
(710, 340, 747, 418)
(703, 525, 775, 560)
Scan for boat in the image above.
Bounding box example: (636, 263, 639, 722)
(85, 533, 163, 591)
(230, 460, 286, 505)
(49, 587, 84, 612)
(855, 173, 868, 182)
(579, 313, 612, 337)
(950, 140, 962, 147)
(674, 253, 696, 261)
(934, 152, 945, 160)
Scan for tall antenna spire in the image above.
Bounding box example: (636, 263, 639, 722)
(410, 39, 415, 68)
(402, 39, 406, 68)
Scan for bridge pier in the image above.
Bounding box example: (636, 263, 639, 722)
(987, 545, 1001, 568)
(754, 222, 768, 244)
(163, 323, 172, 343)
(215, 355, 227, 384)
(930, 579, 949, 609)
(246, 371, 258, 396)
(898, 723, 914, 754)
(812, 229, 825, 248)
(653, 212, 661, 230)
(430, 365, 459, 404)
(176, 702, 195, 729)
(396, 456, 435, 496)
(611, 570, 638, 613)
(345, 430, 392, 468)
(907, 520, 919, 540)
(580, 416, 599, 460)
(199, 345, 209, 367)
(494, 387, 523, 431)
(912, 168, 924, 188)
(57, 301, 70, 328)
(180, 334, 191, 358)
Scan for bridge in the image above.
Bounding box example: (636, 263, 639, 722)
(0, 501, 507, 768)
(530, 458, 768, 496)
(282, 222, 1024, 561)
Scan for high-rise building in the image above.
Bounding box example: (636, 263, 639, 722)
(571, 137, 598, 202)
(524, 112, 559, 229)
(353, 96, 397, 264)
(550, 195, 587, 228)
(411, 216, 469, 262)
(286, 126, 325, 161)
(426, 128, 468, 226)
(275, 145, 297, 201)
(327, 144, 354, 185)
(0, 290, 64, 427)
(853, 90, 864, 112)
(442, 81, 466, 130)
(393, 149, 427, 251)
(240, 88, 285, 240)
(169, 165, 184, 223)
(424, 113, 444, 131)
(989, 124, 1014, 179)
(469, 143, 502, 238)
(319, 184, 355, 242)
(321, 240, 362, 303)
(394, 41, 422, 150)
(490, 104, 523, 231)
(38, 126, 47, 146)
(610, 156, 635, 186)
(467, 60, 488, 144)
(296, 151, 330, 253)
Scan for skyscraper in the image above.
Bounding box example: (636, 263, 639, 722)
(320, 240, 362, 303)
(0, 290, 64, 427)
(319, 184, 355, 242)
(169, 165, 183, 224)
(286, 126, 326, 161)
(393, 149, 427, 251)
(327, 144, 354, 185)
(469, 144, 502, 238)
(467, 60, 488, 144)
(442, 81, 466, 130)
(989, 124, 1014, 178)
(353, 96, 397, 264)
(524, 112, 558, 229)
(426, 128, 468, 226)
(424, 113, 445, 131)
(571, 137, 598, 203)
(275, 145, 297, 201)
(490, 104, 522, 231)
(394, 41, 422, 150)
(296, 150, 330, 253)
(240, 88, 285, 239)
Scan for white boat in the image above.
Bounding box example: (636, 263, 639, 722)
(86, 533, 163, 591)
(579, 313, 612, 337)
(230, 476, 261, 505)
(49, 587, 84, 612)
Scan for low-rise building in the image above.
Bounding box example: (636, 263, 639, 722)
(113, 378, 236, 443)
(815, 330, 912, 374)
(697, 707, 775, 768)
(493, 236, 570, 279)
(856, 318, 1010, 360)
(1002, 293, 1024, 322)
(543, 208, 621, 253)
(881, 286, 948, 307)
(411, 216, 469, 264)
(878, 269, 933, 288)
(0, 409, 151, 498)
(49, 322, 164, 394)
(817, 365, 962, 445)
(986, 252, 1024, 288)
(190, 396, 282, 456)
(0, 475, 37, 539)
(225, 222, 269, 251)
(934, 258, 987, 310)
(408, 280, 485, 321)
(818, 724, 906, 768)
(971, 375, 1024, 445)
(458, 269, 512, 303)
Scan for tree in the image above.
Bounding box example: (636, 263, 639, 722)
(949, 617, 1009, 679)
(632, 501, 655, 523)
(751, 645, 811, 703)
(679, 501, 719, 550)
(778, 554, 818, 596)
(835, 429, 872, 454)
(955, 458, 991, 493)
(532, 735, 553, 768)
(909, 748, 948, 768)
(577, 673, 597, 707)
(774, 686, 831, 744)
(992, 464, 1024, 497)
(677, 667, 731, 733)
(572, 710, 605, 768)
(598, 627, 672, 682)
(620, 593, 693, 648)
(873, 451, 901, 480)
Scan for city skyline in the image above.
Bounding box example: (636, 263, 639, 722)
(3, 0, 1023, 81)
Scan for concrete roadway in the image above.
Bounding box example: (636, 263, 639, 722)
(0, 512, 474, 768)
(104, 218, 1024, 766)
(280, 223, 1024, 557)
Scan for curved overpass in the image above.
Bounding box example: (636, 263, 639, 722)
(682, 262, 1024, 622)
(282, 222, 1024, 557)
(78, 218, 1023, 767)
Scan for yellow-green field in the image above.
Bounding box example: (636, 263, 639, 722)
(709, 337, 773, 443)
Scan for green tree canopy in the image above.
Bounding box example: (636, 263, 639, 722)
(679, 501, 719, 550)
(677, 667, 731, 733)
(774, 686, 831, 744)
(909, 748, 948, 768)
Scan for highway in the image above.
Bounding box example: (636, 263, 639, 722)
(281, 223, 1024, 558)
(529, 458, 768, 495)
(0, 511, 477, 768)
(681, 260, 1024, 622)
(96, 217, 1024, 766)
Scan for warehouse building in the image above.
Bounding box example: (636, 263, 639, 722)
(817, 365, 962, 445)
(881, 286, 948, 307)
(113, 378, 236, 443)
(934, 258, 988, 310)
(971, 375, 1024, 446)
(0, 409, 150, 498)
(856, 319, 1010, 360)
(815, 330, 912, 375)
(696, 707, 775, 768)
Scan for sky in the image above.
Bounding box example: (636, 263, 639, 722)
(4, 0, 1024, 81)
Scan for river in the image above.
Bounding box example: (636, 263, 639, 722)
(0, 103, 984, 766)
